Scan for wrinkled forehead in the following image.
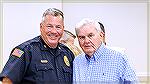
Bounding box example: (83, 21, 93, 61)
(79, 24, 97, 32)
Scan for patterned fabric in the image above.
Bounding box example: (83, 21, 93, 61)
(73, 43, 137, 84)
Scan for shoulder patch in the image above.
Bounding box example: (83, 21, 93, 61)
(12, 48, 24, 58)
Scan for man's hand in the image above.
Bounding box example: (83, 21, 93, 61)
(2, 77, 12, 84)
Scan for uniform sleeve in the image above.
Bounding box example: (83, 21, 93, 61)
(0, 47, 30, 83)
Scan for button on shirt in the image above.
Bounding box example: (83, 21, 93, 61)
(73, 43, 137, 84)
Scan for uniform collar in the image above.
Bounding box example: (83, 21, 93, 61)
(39, 36, 49, 51)
(39, 36, 60, 50)
(39, 36, 64, 56)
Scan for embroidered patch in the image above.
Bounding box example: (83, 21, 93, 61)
(12, 48, 24, 58)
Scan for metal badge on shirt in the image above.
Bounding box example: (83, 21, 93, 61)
(41, 60, 48, 64)
(64, 55, 70, 67)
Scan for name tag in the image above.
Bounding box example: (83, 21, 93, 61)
(41, 60, 48, 63)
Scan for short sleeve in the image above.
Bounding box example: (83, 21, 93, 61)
(0, 47, 28, 83)
(121, 54, 138, 83)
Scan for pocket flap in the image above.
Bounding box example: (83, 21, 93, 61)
(36, 64, 54, 71)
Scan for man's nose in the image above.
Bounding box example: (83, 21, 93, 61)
(84, 37, 90, 43)
(49, 27, 57, 33)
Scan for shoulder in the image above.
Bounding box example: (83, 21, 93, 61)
(107, 47, 128, 62)
(102, 46, 126, 60)
(12, 36, 40, 52)
(106, 46, 126, 54)
(59, 43, 73, 53)
(73, 53, 85, 63)
(59, 43, 69, 49)
(15, 36, 40, 49)
(59, 43, 75, 59)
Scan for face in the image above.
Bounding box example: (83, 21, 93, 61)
(40, 15, 64, 48)
(77, 24, 102, 56)
(67, 36, 75, 45)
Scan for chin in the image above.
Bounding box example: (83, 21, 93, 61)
(47, 39, 58, 43)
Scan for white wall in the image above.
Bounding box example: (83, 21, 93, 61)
(2, 3, 147, 77)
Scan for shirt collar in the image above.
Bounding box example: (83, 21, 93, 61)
(94, 43, 106, 61)
(85, 43, 106, 62)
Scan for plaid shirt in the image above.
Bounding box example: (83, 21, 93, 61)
(73, 44, 137, 84)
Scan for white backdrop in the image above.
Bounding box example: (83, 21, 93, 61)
(2, 3, 147, 77)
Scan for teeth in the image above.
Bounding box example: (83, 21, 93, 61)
(48, 34, 56, 37)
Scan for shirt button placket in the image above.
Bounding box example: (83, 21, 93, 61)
(86, 60, 93, 81)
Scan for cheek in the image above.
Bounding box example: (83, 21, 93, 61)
(94, 37, 101, 45)
(79, 41, 84, 47)
(40, 28, 46, 33)
(57, 30, 63, 36)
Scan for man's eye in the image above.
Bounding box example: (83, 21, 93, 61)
(56, 26, 61, 29)
(46, 25, 53, 28)
(88, 34, 94, 38)
(78, 36, 85, 40)
(56, 25, 63, 30)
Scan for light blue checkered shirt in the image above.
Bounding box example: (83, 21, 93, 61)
(73, 43, 137, 84)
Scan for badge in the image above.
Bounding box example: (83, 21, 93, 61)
(12, 48, 24, 58)
(64, 56, 70, 67)
(41, 60, 48, 63)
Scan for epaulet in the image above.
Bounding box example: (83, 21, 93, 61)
(16, 36, 40, 49)
(59, 43, 70, 50)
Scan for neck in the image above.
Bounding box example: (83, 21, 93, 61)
(86, 53, 94, 58)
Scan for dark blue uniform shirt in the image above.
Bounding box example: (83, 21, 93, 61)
(0, 36, 74, 84)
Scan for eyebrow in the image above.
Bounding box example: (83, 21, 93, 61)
(78, 33, 94, 36)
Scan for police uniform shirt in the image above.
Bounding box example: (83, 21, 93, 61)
(0, 36, 74, 84)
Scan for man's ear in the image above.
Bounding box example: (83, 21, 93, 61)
(40, 23, 42, 28)
(40, 23, 43, 33)
(100, 31, 105, 38)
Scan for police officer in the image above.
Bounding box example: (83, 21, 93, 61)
(0, 8, 74, 84)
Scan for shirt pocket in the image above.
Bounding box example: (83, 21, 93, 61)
(35, 64, 55, 82)
(102, 70, 120, 82)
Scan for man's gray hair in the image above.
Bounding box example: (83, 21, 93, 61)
(75, 18, 101, 35)
(42, 8, 64, 22)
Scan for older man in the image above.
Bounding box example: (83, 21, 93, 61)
(73, 18, 137, 84)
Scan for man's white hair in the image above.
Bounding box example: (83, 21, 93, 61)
(75, 18, 101, 35)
